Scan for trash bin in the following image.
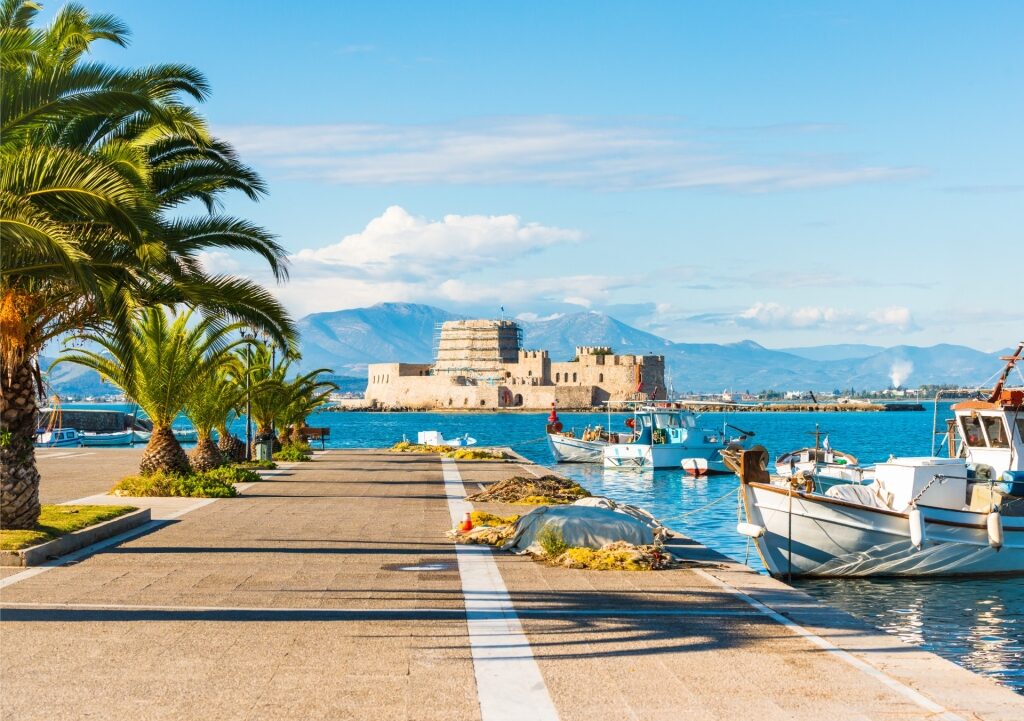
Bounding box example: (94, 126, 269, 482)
(255, 439, 273, 461)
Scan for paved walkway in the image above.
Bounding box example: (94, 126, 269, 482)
(1, 450, 1022, 720)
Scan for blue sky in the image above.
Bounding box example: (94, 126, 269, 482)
(60, 1, 1022, 350)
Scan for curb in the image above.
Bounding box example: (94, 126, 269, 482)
(1, 508, 152, 567)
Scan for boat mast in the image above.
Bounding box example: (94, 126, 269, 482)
(987, 341, 1024, 403)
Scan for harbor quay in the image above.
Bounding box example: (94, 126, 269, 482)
(1, 450, 1021, 721)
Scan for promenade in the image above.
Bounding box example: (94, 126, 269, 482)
(2, 449, 1022, 721)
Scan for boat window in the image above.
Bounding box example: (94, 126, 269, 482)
(981, 416, 1009, 448)
(1017, 418, 1024, 444)
(959, 415, 987, 447)
(653, 413, 679, 429)
(639, 414, 652, 428)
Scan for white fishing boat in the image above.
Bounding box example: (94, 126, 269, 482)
(132, 429, 152, 443)
(34, 427, 81, 448)
(172, 427, 198, 443)
(602, 402, 753, 471)
(546, 405, 625, 463)
(775, 428, 872, 487)
(79, 430, 137, 447)
(734, 343, 1024, 578)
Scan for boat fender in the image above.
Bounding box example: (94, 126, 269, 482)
(625, 418, 635, 429)
(546, 421, 563, 433)
(736, 522, 765, 539)
(908, 506, 925, 549)
(987, 510, 1003, 551)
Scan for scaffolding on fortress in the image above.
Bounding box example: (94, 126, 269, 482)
(429, 320, 523, 386)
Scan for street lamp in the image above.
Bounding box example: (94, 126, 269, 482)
(240, 327, 257, 460)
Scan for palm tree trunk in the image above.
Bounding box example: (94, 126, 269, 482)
(290, 425, 305, 445)
(0, 358, 41, 529)
(189, 434, 223, 472)
(139, 425, 191, 475)
(217, 429, 244, 462)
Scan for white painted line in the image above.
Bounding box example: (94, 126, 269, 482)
(0, 600, 758, 618)
(442, 458, 560, 721)
(36, 451, 94, 460)
(0, 498, 216, 590)
(693, 569, 965, 721)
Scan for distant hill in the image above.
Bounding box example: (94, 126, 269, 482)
(40, 303, 1010, 396)
(297, 302, 462, 376)
(779, 344, 886, 362)
(290, 303, 1007, 393)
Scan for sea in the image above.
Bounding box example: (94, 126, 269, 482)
(65, 402, 1023, 694)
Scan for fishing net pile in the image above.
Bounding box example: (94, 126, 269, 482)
(390, 441, 507, 460)
(554, 541, 674, 571)
(465, 474, 590, 505)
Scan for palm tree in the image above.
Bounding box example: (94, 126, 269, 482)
(184, 355, 249, 471)
(1, 2, 294, 527)
(58, 308, 249, 474)
(246, 346, 335, 451)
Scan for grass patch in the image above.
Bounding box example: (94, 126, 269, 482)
(390, 441, 508, 460)
(0, 505, 136, 551)
(274, 443, 312, 462)
(112, 469, 238, 498)
(470, 511, 520, 527)
(535, 526, 569, 558)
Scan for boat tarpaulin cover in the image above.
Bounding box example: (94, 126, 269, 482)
(503, 505, 655, 553)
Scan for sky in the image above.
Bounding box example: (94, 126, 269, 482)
(53, 0, 1023, 350)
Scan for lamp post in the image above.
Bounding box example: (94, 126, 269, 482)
(241, 327, 256, 460)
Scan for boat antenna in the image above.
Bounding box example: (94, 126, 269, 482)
(987, 341, 1024, 403)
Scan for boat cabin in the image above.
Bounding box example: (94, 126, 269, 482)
(630, 407, 698, 446)
(952, 391, 1024, 478)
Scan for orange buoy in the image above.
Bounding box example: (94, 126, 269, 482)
(459, 512, 474, 533)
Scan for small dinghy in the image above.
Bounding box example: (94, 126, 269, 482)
(417, 430, 477, 447)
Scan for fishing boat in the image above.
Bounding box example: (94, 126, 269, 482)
(79, 430, 137, 447)
(546, 405, 625, 463)
(602, 402, 753, 471)
(774, 426, 872, 487)
(733, 343, 1024, 578)
(172, 427, 198, 443)
(34, 428, 81, 448)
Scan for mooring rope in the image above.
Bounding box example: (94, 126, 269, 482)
(678, 485, 739, 518)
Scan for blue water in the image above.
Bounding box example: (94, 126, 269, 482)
(65, 403, 1023, 693)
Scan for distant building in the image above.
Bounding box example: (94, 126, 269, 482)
(365, 319, 666, 410)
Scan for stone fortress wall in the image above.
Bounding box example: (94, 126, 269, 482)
(364, 320, 665, 410)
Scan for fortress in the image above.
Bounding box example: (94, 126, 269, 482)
(364, 319, 666, 410)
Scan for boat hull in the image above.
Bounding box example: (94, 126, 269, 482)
(742, 481, 1024, 577)
(80, 431, 136, 447)
(548, 434, 606, 463)
(603, 443, 727, 470)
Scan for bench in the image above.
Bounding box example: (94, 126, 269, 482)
(300, 426, 330, 449)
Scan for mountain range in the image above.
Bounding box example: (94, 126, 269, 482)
(40, 302, 1009, 396)
(294, 302, 1009, 393)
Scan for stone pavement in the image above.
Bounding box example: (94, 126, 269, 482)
(1, 449, 1022, 721)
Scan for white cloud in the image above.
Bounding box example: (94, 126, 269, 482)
(220, 117, 919, 192)
(293, 205, 580, 281)
(516, 312, 564, 322)
(868, 306, 915, 331)
(691, 302, 917, 333)
(563, 296, 592, 308)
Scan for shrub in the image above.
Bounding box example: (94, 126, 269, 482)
(234, 460, 277, 470)
(535, 525, 569, 558)
(112, 470, 238, 498)
(202, 466, 261, 484)
(274, 443, 312, 462)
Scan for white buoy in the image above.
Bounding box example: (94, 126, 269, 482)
(736, 522, 765, 539)
(909, 506, 925, 549)
(987, 510, 1004, 550)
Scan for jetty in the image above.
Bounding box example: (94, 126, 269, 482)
(2, 448, 1021, 720)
